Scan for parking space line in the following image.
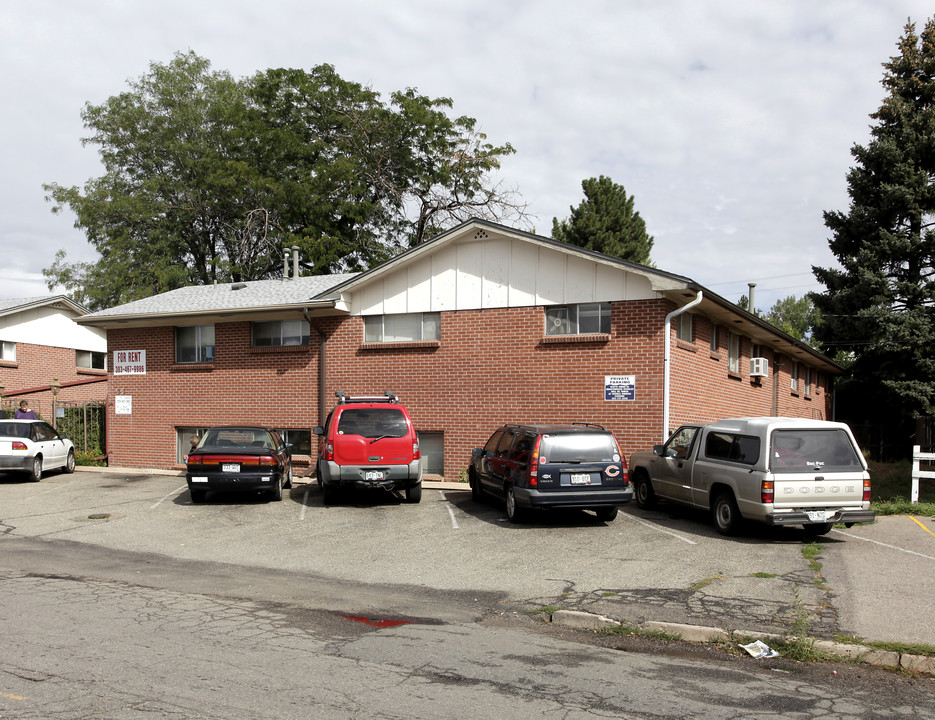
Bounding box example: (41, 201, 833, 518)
(831, 528, 935, 560)
(438, 490, 460, 530)
(300, 486, 311, 520)
(910, 515, 935, 539)
(621, 512, 698, 545)
(150, 485, 188, 510)
(27, 478, 82, 498)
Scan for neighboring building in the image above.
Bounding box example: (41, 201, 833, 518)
(78, 219, 840, 476)
(0, 296, 108, 419)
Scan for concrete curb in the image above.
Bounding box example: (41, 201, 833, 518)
(550, 611, 935, 676)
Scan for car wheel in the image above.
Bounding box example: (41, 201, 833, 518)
(284, 467, 293, 490)
(595, 506, 618, 521)
(634, 471, 656, 509)
(405, 483, 422, 504)
(190, 488, 206, 504)
(505, 485, 525, 523)
(64, 449, 76, 474)
(270, 475, 283, 502)
(322, 483, 339, 506)
(28, 456, 42, 482)
(803, 522, 834, 538)
(469, 469, 483, 502)
(711, 491, 742, 536)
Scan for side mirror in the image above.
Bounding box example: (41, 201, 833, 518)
(313, 426, 324, 436)
(652, 444, 664, 456)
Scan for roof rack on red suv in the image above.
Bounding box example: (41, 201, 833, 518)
(314, 391, 422, 505)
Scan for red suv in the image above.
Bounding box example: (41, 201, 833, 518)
(314, 392, 422, 505)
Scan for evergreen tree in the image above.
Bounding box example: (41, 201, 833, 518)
(811, 18, 935, 417)
(552, 176, 654, 265)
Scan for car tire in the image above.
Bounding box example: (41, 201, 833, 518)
(190, 488, 206, 504)
(284, 467, 293, 490)
(803, 522, 834, 538)
(505, 485, 525, 523)
(405, 483, 422, 504)
(711, 491, 742, 536)
(64, 449, 76, 474)
(595, 506, 618, 521)
(270, 475, 283, 502)
(322, 483, 339, 506)
(469, 470, 483, 502)
(634, 471, 657, 509)
(28, 456, 42, 482)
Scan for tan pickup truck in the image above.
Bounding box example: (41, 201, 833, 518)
(628, 417, 875, 536)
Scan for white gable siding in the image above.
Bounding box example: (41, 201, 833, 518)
(0, 306, 106, 351)
(348, 232, 657, 315)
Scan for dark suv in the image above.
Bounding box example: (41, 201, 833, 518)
(468, 423, 632, 523)
(314, 392, 422, 505)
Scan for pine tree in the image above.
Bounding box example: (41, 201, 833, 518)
(811, 18, 935, 417)
(552, 176, 654, 265)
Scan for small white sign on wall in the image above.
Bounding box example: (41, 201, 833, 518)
(115, 395, 132, 415)
(113, 350, 146, 375)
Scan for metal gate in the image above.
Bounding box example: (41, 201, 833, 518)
(54, 401, 106, 456)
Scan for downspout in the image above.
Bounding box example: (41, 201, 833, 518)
(304, 309, 327, 427)
(663, 291, 703, 439)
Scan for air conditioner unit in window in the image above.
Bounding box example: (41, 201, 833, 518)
(750, 357, 769, 377)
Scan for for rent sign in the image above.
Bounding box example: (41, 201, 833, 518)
(113, 350, 146, 375)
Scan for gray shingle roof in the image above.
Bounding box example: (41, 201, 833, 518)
(82, 274, 358, 319)
(0, 295, 88, 317)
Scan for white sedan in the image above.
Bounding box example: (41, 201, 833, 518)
(0, 419, 76, 481)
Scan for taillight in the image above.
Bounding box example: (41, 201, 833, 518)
(12, 441, 27, 451)
(323, 442, 334, 462)
(761, 479, 774, 504)
(863, 478, 871, 502)
(257, 456, 277, 466)
(412, 439, 421, 460)
(529, 436, 542, 486)
(620, 458, 630, 485)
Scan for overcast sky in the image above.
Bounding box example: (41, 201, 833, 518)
(2, 0, 932, 311)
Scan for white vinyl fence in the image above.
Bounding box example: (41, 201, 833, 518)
(911, 445, 935, 504)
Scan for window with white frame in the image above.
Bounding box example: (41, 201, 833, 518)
(791, 361, 799, 392)
(252, 319, 309, 347)
(76, 350, 106, 370)
(364, 313, 440, 342)
(0, 341, 15, 361)
(728, 332, 741, 373)
(176, 325, 215, 363)
(676, 313, 693, 342)
(545, 303, 611, 335)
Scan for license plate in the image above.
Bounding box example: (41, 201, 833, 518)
(366, 470, 384, 481)
(806, 510, 827, 522)
(570, 473, 592, 485)
(222, 463, 240, 473)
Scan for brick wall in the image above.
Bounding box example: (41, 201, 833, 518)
(104, 300, 832, 474)
(0, 342, 107, 421)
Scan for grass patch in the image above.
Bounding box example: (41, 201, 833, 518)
(528, 605, 562, 616)
(598, 623, 682, 641)
(750, 572, 778, 579)
(832, 633, 935, 657)
(868, 460, 935, 516)
(690, 574, 726, 592)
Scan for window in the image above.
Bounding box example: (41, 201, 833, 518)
(176, 325, 215, 363)
(710, 324, 718, 353)
(76, 350, 106, 370)
(0, 341, 15, 361)
(770, 429, 862, 473)
(364, 313, 440, 342)
(676, 313, 693, 342)
(545, 303, 611, 335)
(177, 426, 210, 464)
(418, 431, 444, 475)
(252, 319, 310, 347)
(791, 361, 799, 392)
(279, 428, 312, 456)
(704, 432, 760, 465)
(804, 367, 812, 396)
(728, 332, 740, 373)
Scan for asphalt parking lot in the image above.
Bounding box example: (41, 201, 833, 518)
(1, 468, 933, 646)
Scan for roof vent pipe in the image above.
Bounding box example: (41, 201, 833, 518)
(748, 282, 756, 315)
(283, 252, 289, 281)
(292, 246, 300, 280)
(663, 291, 703, 439)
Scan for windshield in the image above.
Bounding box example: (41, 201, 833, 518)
(199, 428, 273, 449)
(337, 408, 407, 439)
(769, 429, 863, 473)
(0, 422, 31, 439)
(539, 433, 619, 463)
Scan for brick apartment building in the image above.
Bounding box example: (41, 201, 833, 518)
(0, 296, 108, 420)
(78, 219, 839, 477)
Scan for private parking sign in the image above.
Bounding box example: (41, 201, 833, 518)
(605, 375, 636, 401)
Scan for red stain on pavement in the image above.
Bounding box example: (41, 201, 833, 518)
(341, 614, 412, 628)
